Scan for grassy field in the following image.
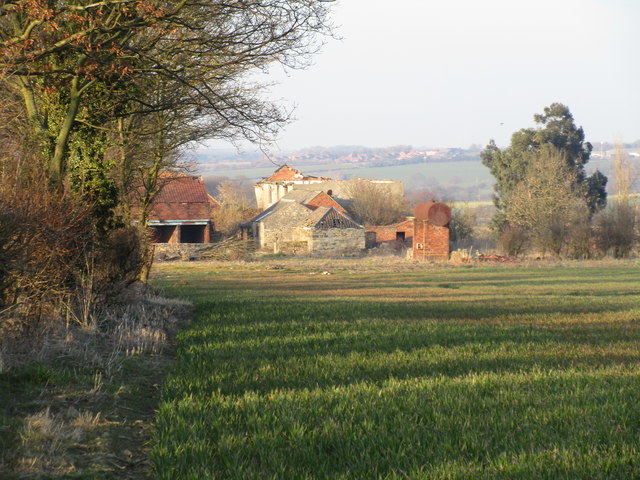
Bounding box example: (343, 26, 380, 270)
(202, 160, 495, 201)
(151, 258, 640, 479)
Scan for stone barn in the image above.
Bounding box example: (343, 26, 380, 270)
(146, 175, 218, 244)
(241, 190, 364, 256)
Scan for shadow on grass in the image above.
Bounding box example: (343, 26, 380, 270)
(162, 296, 640, 397)
(152, 265, 640, 479)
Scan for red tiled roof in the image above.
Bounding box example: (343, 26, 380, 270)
(148, 175, 213, 222)
(305, 191, 347, 214)
(149, 202, 211, 221)
(263, 165, 304, 182)
(154, 175, 210, 203)
(260, 165, 328, 183)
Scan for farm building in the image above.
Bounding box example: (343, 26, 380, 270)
(254, 164, 403, 210)
(365, 202, 451, 260)
(365, 219, 415, 249)
(242, 190, 365, 256)
(145, 175, 218, 244)
(251, 166, 449, 259)
(412, 201, 451, 260)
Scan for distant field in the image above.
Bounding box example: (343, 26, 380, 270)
(200, 159, 489, 183)
(151, 259, 640, 479)
(201, 160, 495, 200)
(198, 154, 640, 202)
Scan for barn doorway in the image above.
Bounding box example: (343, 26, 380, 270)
(180, 225, 205, 243)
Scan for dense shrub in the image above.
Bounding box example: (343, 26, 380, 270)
(0, 177, 93, 317)
(498, 225, 529, 258)
(593, 204, 637, 258)
(93, 227, 145, 296)
(0, 170, 145, 334)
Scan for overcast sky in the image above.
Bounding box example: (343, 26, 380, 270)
(211, 0, 640, 151)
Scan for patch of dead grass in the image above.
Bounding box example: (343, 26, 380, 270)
(0, 283, 192, 479)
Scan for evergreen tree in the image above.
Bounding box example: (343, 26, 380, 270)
(481, 103, 607, 231)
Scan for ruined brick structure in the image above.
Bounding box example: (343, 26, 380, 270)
(365, 202, 451, 260)
(365, 219, 414, 249)
(412, 201, 451, 260)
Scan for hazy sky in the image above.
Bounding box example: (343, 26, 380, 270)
(212, 0, 640, 151)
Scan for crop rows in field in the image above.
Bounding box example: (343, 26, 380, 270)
(151, 262, 640, 479)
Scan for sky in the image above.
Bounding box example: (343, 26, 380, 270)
(208, 0, 640, 152)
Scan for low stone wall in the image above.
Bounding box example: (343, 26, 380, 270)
(153, 243, 209, 261)
(309, 228, 365, 257)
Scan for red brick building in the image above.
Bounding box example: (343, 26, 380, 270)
(365, 202, 451, 260)
(412, 201, 451, 260)
(365, 219, 414, 249)
(146, 175, 218, 244)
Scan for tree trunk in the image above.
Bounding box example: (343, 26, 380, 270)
(49, 75, 82, 183)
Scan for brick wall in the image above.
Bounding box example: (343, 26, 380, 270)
(366, 225, 399, 243)
(365, 219, 414, 249)
(412, 220, 449, 260)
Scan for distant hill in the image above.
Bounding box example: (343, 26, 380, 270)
(193, 145, 483, 173)
(195, 144, 640, 203)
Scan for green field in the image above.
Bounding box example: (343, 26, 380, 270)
(201, 160, 491, 184)
(151, 259, 640, 479)
(201, 160, 495, 201)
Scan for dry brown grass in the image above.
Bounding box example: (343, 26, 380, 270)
(0, 284, 192, 479)
(17, 407, 103, 476)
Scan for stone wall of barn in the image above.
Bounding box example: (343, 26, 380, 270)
(258, 210, 310, 252)
(308, 228, 365, 256)
(260, 224, 295, 253)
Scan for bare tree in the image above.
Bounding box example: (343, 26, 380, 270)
(506, 145, 590, 257)
(593, 145, 638, 258)
(0, 0, 335, 184)
(612, 144, 638, 206)
(347, 180, 407, 226)
(212, 180, 258, 237)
